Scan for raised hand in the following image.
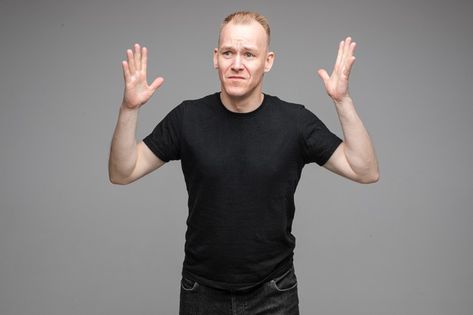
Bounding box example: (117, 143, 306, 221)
(317, 37, 356, 104)
(121, 43, 164, 110)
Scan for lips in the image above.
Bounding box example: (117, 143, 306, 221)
(228, 76, 246, 80)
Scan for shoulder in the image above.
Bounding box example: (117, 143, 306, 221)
(172, 92, 219, 114)
(163, 92, 220, 125)
(264, 93, 309, 118)
(265, 95, 330, 135)
(180, 92, 219, 106)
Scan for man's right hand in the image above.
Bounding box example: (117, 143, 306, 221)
(108, 43, 166, 185)
(121, 43, 164, 110)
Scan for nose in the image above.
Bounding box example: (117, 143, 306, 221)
(231, 54, 244, 71)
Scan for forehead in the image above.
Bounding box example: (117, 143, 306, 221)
(219, 21, 268, 49)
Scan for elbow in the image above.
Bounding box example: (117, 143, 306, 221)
(353, 159, 380, 184)
(109, 177, 127, 185)
(109, 175, 126, 185)
(366, 173, 380, 184)
(357, 170, 380, 184)
(108, 160, 133, 185)
(108, 170, 131, 185)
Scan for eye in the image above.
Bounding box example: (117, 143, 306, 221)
(222, 51, 232, 57)
(245, 52, 255, 58)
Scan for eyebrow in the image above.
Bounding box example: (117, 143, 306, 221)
(220, 45, 259, 52)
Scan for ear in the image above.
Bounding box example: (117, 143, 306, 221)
(213, 48, 219, 69)
(264, 51, 275, 73)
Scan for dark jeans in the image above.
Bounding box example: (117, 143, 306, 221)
(179, 265, 299, 315)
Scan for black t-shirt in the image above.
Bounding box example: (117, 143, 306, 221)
(143, 92, 342, 292)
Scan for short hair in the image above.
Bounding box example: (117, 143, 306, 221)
(218, 11, 271, 47)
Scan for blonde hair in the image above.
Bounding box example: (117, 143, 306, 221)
(218, 11, 271, 47)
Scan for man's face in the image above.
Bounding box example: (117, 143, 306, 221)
(213, 21, 274, 100)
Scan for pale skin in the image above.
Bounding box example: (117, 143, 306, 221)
(317, 37, 379, 183)
(212, 21, 274, 113)
(108, 24, 378, 184)
(108, 44, 165, 184)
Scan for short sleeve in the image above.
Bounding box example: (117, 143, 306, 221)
(142, 103, 183, 162)
(298, 106, 343, 166)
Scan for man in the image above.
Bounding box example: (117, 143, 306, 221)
(109, 11, 378, 315)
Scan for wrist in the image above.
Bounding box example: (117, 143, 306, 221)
(120, 101, 140, 113)
(333, 95, 353, 107)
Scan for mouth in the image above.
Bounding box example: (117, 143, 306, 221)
(228, 76, 246, 80)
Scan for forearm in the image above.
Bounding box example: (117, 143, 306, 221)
(108, 104, 140, 182)
(334, 96, 379, 180)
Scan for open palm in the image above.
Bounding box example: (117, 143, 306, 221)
(121, 43, 164, 109)
(317, 37, 356, 104)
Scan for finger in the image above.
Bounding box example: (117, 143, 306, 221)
(349, 41, 357, 58)
(317, 68, 330, 83)
(134, 43, 141, 71)
(348, 42, 356, 70)
(346, 38, 356, 62)
(149, 77, 164, 91)
(343, 55, 356, 77)
(142, 46, 148, 74)
(343, 40, 356, 77)
(334, 40, 344, 73)
(341, 37, 351, 67)
(122, 60, 130, 82)
(127, 48, 136, 73)
(345, 36, 352, 48)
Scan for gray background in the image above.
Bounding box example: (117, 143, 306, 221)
(1, 0, 472, 314)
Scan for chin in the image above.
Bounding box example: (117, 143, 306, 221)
(223, 85, 249, 98)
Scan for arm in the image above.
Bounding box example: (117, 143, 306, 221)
(317, 37, 379, 184)
(108, 43, 166, 185)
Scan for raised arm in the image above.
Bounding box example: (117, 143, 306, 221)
(317, 37, 379, 184)
(108, 43, 166, 185)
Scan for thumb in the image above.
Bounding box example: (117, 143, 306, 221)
(317, 69, 330, 83)
(149, 77, 164, 92)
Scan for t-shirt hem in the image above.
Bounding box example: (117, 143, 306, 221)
(142, 136, 169, 162)
(181, 254, 294, 293)
(317, 138, 343, 166)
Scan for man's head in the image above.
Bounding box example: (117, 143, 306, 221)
(213, 11, 275, 101)
(218, 11, 271, 49)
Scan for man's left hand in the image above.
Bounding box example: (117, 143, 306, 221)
(317, 36, 356, 104)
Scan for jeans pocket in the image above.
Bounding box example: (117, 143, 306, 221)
(270, 266, 298, 292)
(181, 276, 199, 292)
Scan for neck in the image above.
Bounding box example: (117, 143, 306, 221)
(219, 90, 264, 113)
